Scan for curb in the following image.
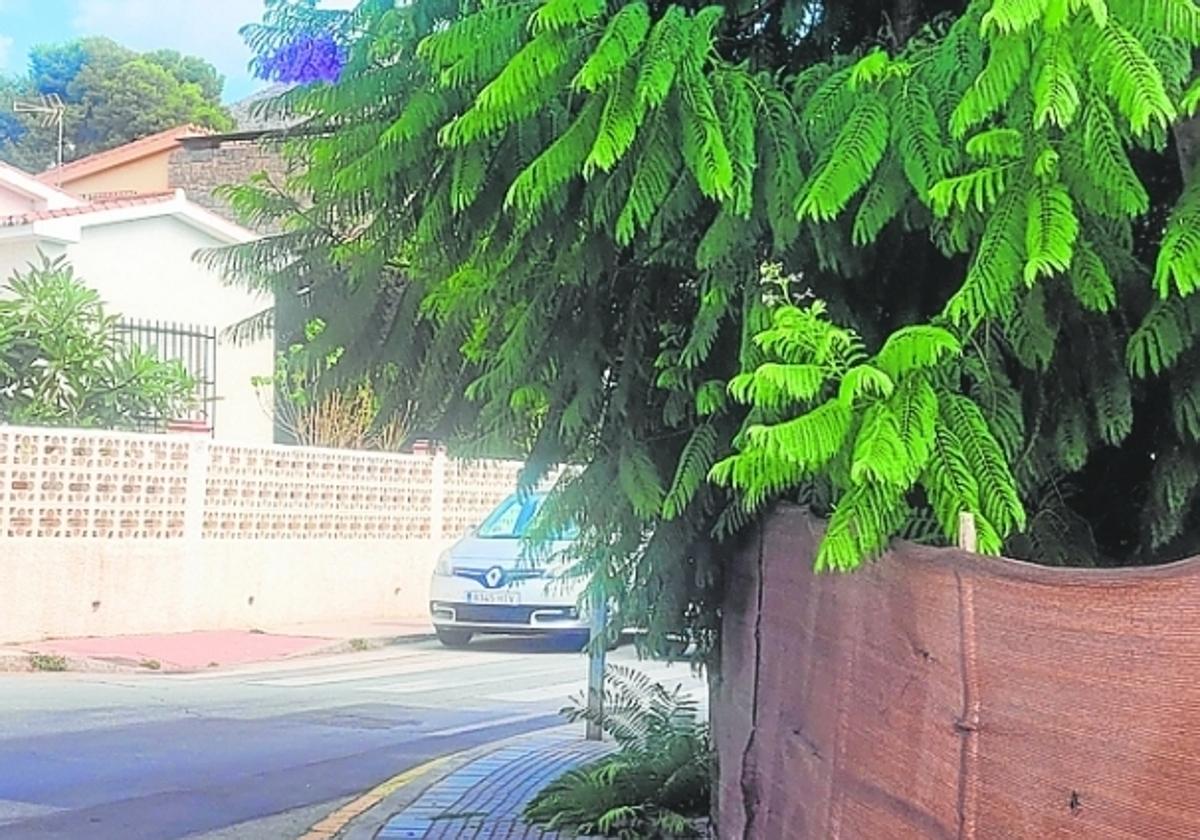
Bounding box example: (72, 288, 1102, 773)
(0, 649, 138, 674)
(299, 754, 458, 840)
(0, 631, 437, 676)
(292, 632, 437, 663)
(299, 725, 579, 840)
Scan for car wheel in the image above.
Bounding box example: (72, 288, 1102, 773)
(435, 627, 473, 648)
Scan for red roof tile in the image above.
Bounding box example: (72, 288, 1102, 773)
(0, 191, 178, 227)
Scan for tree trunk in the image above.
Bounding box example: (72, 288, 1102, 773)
(892, 0, 921, 47)
(1175, 56, 1200, 184)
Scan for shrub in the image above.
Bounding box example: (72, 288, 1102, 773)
(525, 665, 711, 838)
(0, 256, 196, 429)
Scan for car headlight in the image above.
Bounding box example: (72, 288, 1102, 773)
(434, 549, 454, 577)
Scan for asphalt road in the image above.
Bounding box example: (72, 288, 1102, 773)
(0, 637, 704, 840)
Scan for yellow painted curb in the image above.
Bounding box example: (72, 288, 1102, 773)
(297, 754, 458, 840)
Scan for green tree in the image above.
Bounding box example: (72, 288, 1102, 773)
(75, 58, 231, 148)
(218, 0, 1200, 650)
(0, 257, 196, 429)
(0, 37, 233, 170)
(143, 50, 226, 102)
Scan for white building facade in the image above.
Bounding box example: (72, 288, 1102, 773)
(0, 166, 274, 443)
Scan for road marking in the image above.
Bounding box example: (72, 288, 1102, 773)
(488, 681, 586, 703)
(166, 645, 467, 681)
(357, 678, 445, 694)
(356, 661, 585, 696)
(487, 667, 694, 703)
(248, 653, 511, 687)
(422, 711, 553, 738)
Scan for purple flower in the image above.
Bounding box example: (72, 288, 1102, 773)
(258, 32, 347, 85)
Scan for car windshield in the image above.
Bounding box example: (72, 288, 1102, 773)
(474, 494, 577, 540)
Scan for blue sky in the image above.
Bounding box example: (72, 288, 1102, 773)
(0, 0, 357, 103)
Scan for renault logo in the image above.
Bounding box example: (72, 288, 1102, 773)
(483, 566, 505, 589)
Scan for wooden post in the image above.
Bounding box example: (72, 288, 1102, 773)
(958, 511, 978, 553)
(585, 591, 607, 742)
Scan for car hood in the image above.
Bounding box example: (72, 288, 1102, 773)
(448, 536, 573, 569)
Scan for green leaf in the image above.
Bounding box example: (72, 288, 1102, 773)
(951, 35, 1030, 138)
(1153, 180, 1200, 298)
(1089, 20, 1177, 136)
(894, 80, 948, 199)
(617, 445, 665, 518)
(678, 25, 734, 202)
(573, 2, 651, 92)
(850, 403, 908, 486)
(890, 374, 938, 478)
(1032, 35, 1080, 129)
(874, 326, 961, 379)
(981, 0, 1049, 36)
(837, 364, 895, 406)
(1069, 240, 1116, 312)
(742, 399, 853, 472)
(965, 128, 1024, 161)
(634, 5, 686, 109)
(1024, 181, 1078, 283)
(941, 393, 1026, 533)
(850, 50, 890, 89)
(662, 424, 718, 519)
(506, 96, 604, 212)
(531, 0, 607, 32)
(585, 67, 643, 175)
(929, 165, 1012, 216)
(796, 93, 890, 222)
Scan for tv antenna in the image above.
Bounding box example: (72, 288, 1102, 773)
(13, 94, 67, 176)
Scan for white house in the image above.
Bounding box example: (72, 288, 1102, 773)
(0, 163, 274, 443)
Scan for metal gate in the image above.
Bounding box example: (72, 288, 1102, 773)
(114, 318, 217, 434)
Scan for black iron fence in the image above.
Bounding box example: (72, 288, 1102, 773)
(114, 318, 217, 434)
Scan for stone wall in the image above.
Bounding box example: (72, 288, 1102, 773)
(168, 139, 290, 229)
(714, 506, 1200, 838)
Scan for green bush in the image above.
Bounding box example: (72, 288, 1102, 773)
(525, 665, 711, 839)
(0, 256, 196, 429)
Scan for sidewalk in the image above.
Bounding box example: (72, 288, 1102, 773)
(333, 728, 614, 840)
(0, 618, 433, 672)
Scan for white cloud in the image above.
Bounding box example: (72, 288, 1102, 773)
(0, 35, 12, 71)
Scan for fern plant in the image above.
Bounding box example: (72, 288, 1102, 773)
(215, 0, 1200, 650)
(524, 664, 712, 838)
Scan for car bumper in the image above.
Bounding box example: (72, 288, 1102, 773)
(429, 601, 589, 634)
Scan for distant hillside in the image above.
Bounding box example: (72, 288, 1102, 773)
(228, 84, 303, 132)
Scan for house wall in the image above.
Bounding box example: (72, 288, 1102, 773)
(0, 190, 39, 215)
(56, 215, 273, 442)
(0, 240, 64, 278)
(55, 150, 173, 200)
(168, 140, 289, 228)
(0, 426, 526, 642)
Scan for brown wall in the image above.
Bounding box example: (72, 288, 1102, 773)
(168, 140, 289, 229)
(55, 149, 174, 199)
(714, 506, 1200, 839)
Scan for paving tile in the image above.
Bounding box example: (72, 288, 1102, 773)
(378, 732, 613, 840)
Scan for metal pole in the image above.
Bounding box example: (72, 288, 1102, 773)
(585, 589, 607, 742)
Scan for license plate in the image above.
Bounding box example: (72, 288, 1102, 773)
(466, 590, 520, 605)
